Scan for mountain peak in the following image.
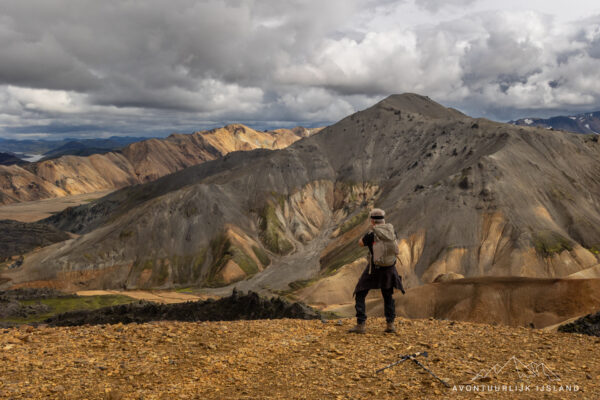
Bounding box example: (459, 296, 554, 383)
(220, 123, 254, 132)
(375, 93, 465, 119)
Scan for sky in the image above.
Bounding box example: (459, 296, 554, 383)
(2, 0, 600, 139)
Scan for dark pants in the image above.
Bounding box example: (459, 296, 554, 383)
(355, 287, 395, 324)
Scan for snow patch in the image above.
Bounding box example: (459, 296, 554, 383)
(524, 118, 533, 125)
(17, 153, 43, 162)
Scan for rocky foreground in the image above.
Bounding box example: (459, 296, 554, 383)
(1, 317, 598, 399)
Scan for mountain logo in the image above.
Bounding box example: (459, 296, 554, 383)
(471, 356, 561, 382)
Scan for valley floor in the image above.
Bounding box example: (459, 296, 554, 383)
(76, 290, 210, 304)
(0, 190, 114, 223)
(0, 317, 598, 399)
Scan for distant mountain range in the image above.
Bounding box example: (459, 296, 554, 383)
(0, 125, 319, 205)
(510, 111, 600, 134)
(40, 137, 151, 160)
(0, 136, 149, 159)
(0, 152, 26, 166)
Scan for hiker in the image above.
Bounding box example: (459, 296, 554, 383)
(348, 208, 405, 334)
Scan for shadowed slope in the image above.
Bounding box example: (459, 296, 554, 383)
(3, 94, 600, 294)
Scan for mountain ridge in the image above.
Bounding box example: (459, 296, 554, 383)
(0, 124, 317, 206)
(0, 152, 26, 166)
(511, 111, 600, 134)
(2, 94, 600, 301)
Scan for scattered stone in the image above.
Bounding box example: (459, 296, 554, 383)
(0, 315, 598, 399)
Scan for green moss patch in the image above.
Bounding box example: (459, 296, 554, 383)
(320, 240, 368, 276)
(182, 203, 199, 218)
(533, 231, 574, 257)
(142, 259, 154, 271)
(231, 248, 259, 276)
(119, 230, 134, 240)
(285, 241, 367, 296)
(205, 233, 231, 287)
(339, 209, 369, 235)
(168, 249, 206, 285)
(205, 234, 260, 287)
(587, 246, 599, 255)
(2, 295, 135, 324)
(191, 249, 207, 281)
(287, 278, 319, 292)
(252, 245, 271, 267)
(258, 203, 293, 255)
(154, 260, 170, 286)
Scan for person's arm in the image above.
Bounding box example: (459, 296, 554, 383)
(359, 232, 372, 247)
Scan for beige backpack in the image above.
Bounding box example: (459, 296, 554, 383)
(372, 223, 399, 266)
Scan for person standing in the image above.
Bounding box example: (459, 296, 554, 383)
(348, 208, 405, 334)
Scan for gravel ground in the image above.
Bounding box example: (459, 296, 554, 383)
(0, 317, 598, 399)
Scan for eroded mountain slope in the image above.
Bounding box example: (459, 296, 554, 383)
(3, 94, 600, 293)
(0, 125, 315, 205)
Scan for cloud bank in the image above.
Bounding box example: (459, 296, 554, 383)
(1, 0, 600, 138)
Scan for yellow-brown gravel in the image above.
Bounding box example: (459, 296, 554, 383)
(0, 317, 598, 399)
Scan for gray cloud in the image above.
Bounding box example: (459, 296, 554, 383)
(416, 0, 479, 13)
(1, 1, 600, 139)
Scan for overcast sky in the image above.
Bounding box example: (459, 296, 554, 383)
(2, 0, 600, 139)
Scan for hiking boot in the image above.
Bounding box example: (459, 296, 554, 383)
(348, 323, 366, 334)
(385, 322, 396, 333)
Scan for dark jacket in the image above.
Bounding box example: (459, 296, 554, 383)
(354, 230, 405, 295)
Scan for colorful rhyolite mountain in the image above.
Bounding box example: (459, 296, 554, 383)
(0, 125, 318, 205)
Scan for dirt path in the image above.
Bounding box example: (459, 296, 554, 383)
(76, 290, 211, 304)
(0, 190, 114, 222)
